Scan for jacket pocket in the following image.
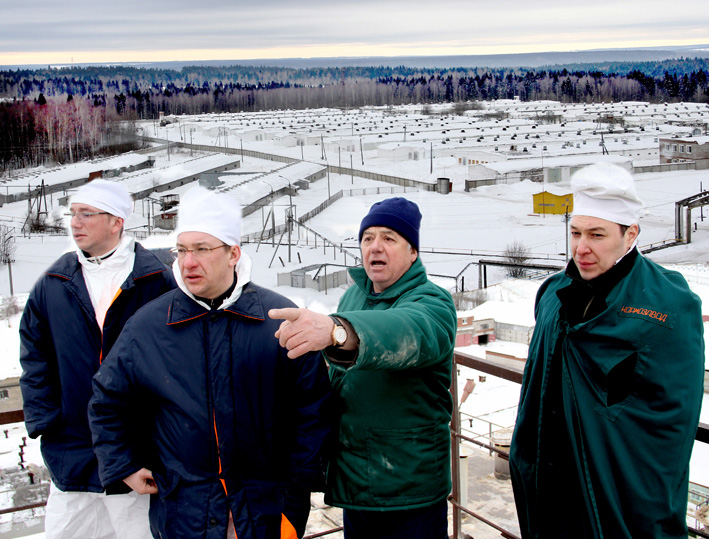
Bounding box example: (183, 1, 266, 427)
(591, 346, 649, 421)
(243, 480, 283, 535)
(150, 471, 181, 537)
(366, 425, 441, 504)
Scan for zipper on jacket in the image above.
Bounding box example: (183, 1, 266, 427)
(99, 288, 123, 364)
(214, 411, 240, 539)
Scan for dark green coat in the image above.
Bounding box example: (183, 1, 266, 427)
(510, 253, 704, 538)
(324, 258, 457, 511)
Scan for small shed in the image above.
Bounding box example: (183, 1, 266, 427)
(532, 189, 573, 215)
(455, 311, 495, 347)
(468, 301, 535, 345)
(277, 264, 351, 292)
(154, 211, 177, 230)
(0, 377, 23, 413)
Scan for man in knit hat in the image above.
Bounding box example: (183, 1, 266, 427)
(19, 179, 175, 538)
(270, 197, 457, 539)
(88, 186, 331, 539)
(509, 163, 705, 538)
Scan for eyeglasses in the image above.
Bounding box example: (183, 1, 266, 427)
(170, 245, 229, 260)
(64, 211, 110, 222)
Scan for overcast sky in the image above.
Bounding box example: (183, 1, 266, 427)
(1, 0, 708, 66)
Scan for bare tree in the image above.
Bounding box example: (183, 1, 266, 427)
(452, 288, 489, 311)
(503, 240, 531, 278)
(0, 296, 21, 324)
(0, 225, 15, 264)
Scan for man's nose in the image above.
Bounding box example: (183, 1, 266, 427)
(182, 251, 199, 266)
(576, 237, 591, 254)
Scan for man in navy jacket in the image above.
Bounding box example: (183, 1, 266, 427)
(20, 180, 175, 539)
(89, 186, 331, 539)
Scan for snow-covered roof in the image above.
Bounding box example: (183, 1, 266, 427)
(481, 154, 630, 174)
(467, 300, 536, 328)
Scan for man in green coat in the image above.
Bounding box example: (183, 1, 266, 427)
(510, 163, 705, 538)
(270, 197, 457, 539)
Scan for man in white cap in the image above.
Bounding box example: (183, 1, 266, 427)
(509, 163, 705, 538)
(19, 179, 176, 538)
(88, 186, 331, 539)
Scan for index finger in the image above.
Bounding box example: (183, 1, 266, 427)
(268, 307, 302, 322)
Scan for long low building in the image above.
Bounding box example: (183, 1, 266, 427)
(465, 154, 632, 190)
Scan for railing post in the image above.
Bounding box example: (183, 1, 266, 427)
(450, 359, 462, 538)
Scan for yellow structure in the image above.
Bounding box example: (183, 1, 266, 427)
(533, 190, 573, 215)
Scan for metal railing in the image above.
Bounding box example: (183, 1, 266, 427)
(2, 353, 708, 539)
(450, 350, 709, 539)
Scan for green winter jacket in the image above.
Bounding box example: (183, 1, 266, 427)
(324, 257, 457, 511)
(510, 252, 705, 538)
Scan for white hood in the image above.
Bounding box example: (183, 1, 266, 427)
(172, 251, 253, 311)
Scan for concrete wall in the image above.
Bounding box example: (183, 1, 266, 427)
(0, 377, 23, 413)
(634, 161, 697, 174)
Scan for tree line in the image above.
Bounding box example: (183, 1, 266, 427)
(0, 59, 707, 172)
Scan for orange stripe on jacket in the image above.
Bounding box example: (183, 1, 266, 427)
(281, 514, 297, 539)
(214, 412, 238, 538)
(99, 288, 122, 363)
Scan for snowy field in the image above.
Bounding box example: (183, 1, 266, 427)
(1, 99, 709, 536)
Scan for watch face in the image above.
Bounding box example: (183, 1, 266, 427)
(334, 326, 347, 345)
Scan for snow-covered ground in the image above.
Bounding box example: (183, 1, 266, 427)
(1, 100, 709, 536)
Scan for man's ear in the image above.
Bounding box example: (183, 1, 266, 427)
(626, 223, 639, 244)
(111, 216, 124, 235)
(229, 245, 242, 268)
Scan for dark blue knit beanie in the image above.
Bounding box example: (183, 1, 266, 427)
(358, 197, 422, 251)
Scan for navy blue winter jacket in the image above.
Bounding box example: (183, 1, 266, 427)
(88, 283, 332, 539)
(19, 243, 176, 492)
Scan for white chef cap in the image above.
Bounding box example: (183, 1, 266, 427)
(571, 163, 643, 226)
(71, 180, 132, 221)
(175, 186, 242, 245)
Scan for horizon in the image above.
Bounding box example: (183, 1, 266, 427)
(3, 44, 709, 71)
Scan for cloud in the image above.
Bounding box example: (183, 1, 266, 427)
(1, 0, 707, 64)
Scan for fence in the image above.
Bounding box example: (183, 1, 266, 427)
(0, 353, 707, 538)
(634, 161, 698, 174)
(139, 137, 436, 193)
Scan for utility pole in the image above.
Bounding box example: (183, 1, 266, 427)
(1, 227, 14, 296)
(430, 142, 433, 174)
(8, 256, 13, 296)
(287, 188, 293, 263)
(565, 208, 569, 262)
(327, 167, 331, 199)
(701, 182, 704, 222)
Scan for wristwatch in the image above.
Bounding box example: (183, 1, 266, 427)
(330, 316, 348, 347)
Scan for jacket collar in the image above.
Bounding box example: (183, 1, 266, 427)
(348, 257, 428, 300)
(558, 247, 639, 325)
(171, 252, 253, 312)
(77, 234, 133, 269)
(564, 246, 639, 291)
(166, 280, 266, 325)
(45, 240, 168, 287)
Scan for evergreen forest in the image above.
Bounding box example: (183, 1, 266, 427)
(1, 58, 708, 172)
